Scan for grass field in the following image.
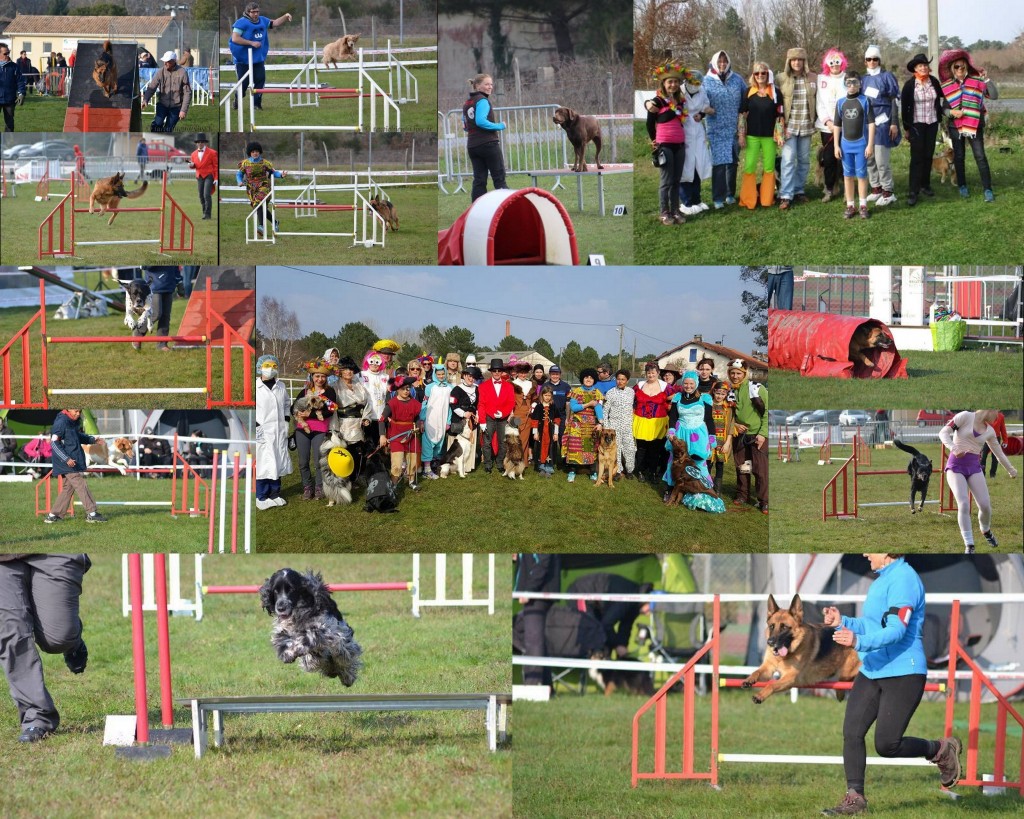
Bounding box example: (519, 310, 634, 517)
(769, 442, 1024, 552)
(632, 118, 1024, 265)
(0, 304, 252, 409)
(0, 179, 218, 265)
(13, 95, 221, 134)
(220, 182, 437, 265)
(514, 693, 1021, 818)
(769, 349, 1024, 408)
(250, 448, 767, 553)
(437, 172, 634, 265)
(1, 553, 512, 818)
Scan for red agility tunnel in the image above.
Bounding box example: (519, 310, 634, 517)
(768, 309, 909, 379)
(438, 187, 578, 265)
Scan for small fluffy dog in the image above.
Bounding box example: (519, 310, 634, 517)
(933, 146, 954, 184)
(93, 40, 118, 98)
(259, 568, 363, 685)
(502, 424, 526, 480)
(369, 196, 399, 231)
(552, 107, 603, 172)
(848, 323, 892, 370)
(322, 34, 360, 69)
(89, 173, 148, 225)
(594, 428, 618, 488)
(121, 278, 153, 334)
(82, 437, 134, 475)
(588, 650, 655, 696)
(665, 439, 720, 506)
(318, 430, 353, 506)
(293, 394, 331, 427)
(893, 439, 933, 513)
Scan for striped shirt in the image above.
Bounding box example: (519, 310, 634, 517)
(788, 77, 813, 134)
(912, 79, 939, 124)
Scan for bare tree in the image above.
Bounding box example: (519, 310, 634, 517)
(257, 296, 299, 369)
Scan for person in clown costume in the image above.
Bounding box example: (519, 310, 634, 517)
(663, 370, 724, 513)
(360, 345, 395, 421)
(419, 362, 453, 480)
(254, 353, 291, 510)
(815, 48, 847, 202)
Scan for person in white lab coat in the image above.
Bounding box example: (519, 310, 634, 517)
(255, 353, 292, 509)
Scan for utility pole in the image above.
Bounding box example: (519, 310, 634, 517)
(618, 324, 624, 370)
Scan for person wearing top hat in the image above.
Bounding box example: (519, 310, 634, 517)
(189, 134, 218, 221)
(142, 50, 191, 132)
(900, 54, 947, 206)
(477, 359, 515, 474)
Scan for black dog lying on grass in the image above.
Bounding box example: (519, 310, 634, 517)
(894, 439, 933, 513)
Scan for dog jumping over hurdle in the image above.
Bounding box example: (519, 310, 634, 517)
(82, 437, 135, 476)
(323, 34, 360, 69)
(120, 278, 154, 334)
(369, 196, 399, 232)
(89, 173, 148, 225)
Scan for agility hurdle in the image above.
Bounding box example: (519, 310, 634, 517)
(206, 449, 253, 554)
(822, 434, 958, 520)
(121, 554, 203, 618)
(1, 277, 254, 408)
(244, 171, 386, 248)
(37, 170, 193, 259)
(631, 594, 1024, 793)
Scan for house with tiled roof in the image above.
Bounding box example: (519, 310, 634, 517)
(1, 15, 174, 70)
(656, 336, 768, 381)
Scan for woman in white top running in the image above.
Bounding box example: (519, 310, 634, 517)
(938, 410, 1017, 553)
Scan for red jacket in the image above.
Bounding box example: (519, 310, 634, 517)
(477, 378, 515, 424)
(190, 146, 218, 179)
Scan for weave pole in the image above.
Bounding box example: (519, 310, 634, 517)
(207, 450, 218, 553)
(128, 554, 149, 743)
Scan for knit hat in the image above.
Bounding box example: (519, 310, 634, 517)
(682, 370, 699, 382)
(864, 45, 882, 60)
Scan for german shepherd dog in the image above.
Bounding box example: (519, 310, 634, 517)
(742, 594, 861, 704)
(594, 428, 618, 488)
(89, 173, 148, 225)
(665, 438, 720, 506)
(849, 323, 893, 371)
(93, 40, 118, 98)
(588, 650, 655, 696)
(894, 439, 933, 513)
(369, 196, 399, 231)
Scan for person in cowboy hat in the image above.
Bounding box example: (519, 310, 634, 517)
(142, 50, 190, 132)
(646, 60, 688, 224)
(900, 53, 946, 207)
(188, 134, 218, 220)
(291, 358, 338, 500)
(478, 358, 515, 473)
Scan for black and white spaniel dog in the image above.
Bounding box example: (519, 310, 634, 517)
(258, 568, 363, 685)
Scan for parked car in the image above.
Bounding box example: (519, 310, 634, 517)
(916, 409, 956, 427)
(15, 140, 77, 161)
(785, 410, 815, 426)
(799, 409, 843, 426)
(839, 410, 871, 426)
(1, 143, 37, 160)
(144, 142, 190, 164)
(768, 410, 789, 427)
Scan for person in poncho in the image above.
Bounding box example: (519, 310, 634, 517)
(938, 49, 999, 202)
(236, 141, 286, 236)
(563, 368, 604, 482)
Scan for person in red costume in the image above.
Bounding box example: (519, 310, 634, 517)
(477, 358, 515, 474)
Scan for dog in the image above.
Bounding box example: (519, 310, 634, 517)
(588, 650, 655, 696)
(89, 173, 148, 225)
(502, 424, 526, 480)
(933, 146, 954, 184)
(665, 439, 720, 506)
(594, 428, 618, 488)
(81, 437, 134, 475)
(120, 278, 153, 334)
(258, 568, 363, 685)
(741, 594, 861, 704)
(92, 40, 118, 98)
(293, 393, 331, 427)
(848, 323, 892, 370)
(369, 196, 399, 232)
(440, 418, 477, 478)
(318, 430, 353, 506)
(322, 34, 360, 69)
(552, 107, 603, 172)
(894, 439, 933, 513)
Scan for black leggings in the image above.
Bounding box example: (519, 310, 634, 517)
(842, 672, 936, 792)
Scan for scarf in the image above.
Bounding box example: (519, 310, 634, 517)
(940, 76, 985, 137)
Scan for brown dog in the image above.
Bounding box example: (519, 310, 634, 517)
(502, 427, 526, 480)
(369, 196, 399, 231)
(552, 107, 603, 172)
(741, 594, 861, 704)
(323, 34, 360, 69)
(932, 146, 954, 184)
(93, 40, 118, 98)
(594, 428, 618, 488)
(848, 323, 892, 370)
(665, 439, 720, 506)
(82, 437, 134, 475)
(88, 173, 148, 225)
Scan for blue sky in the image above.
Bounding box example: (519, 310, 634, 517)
(255, 267, 761, 358)
(873, 1, 1023, 45)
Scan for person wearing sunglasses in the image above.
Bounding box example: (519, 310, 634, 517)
(815, 48, 848, 202)
(937, 48, 998, 202)
(738, 62, 784, 209)
(860, 45, 901, 207)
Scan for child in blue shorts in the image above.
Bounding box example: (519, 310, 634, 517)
(833, 71, 876, 219)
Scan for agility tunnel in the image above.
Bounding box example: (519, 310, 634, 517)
(768, 309, 908, 379)
(438, 187, 579, 265)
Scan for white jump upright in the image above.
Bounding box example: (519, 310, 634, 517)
(412, 553, 496, 618)
(121, 554, 203, 618)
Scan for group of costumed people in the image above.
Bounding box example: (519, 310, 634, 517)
(645, 44, 999, 224)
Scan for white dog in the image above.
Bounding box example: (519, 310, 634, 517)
(439, 421, 477, 479)
(82, 437, 134, 475)
(121, 279, 153, 333)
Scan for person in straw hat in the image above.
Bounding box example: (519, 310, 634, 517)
(646, 60, 688, 225)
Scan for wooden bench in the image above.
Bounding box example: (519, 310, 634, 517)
(178, 692, 511, 758)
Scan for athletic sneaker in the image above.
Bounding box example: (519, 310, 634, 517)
(567, 472, 576, 483)
(255, 498, 277, 511)
(822, 790, 867, 816)
(18, 726, 53, 744)
(43, 513, 62, 524)
(590, 472, 598, 481)
(85, 511, 108, 523)
(859, 205, 870, 219)
(423, 470, 439, 480)
(725, 195, 736, 205)
(875, 192, 897, 207)
(64, 639, 88, 674)
(984, 189, 995, 202)
(982, 530, 999, 548)
(699, 202, 710, 211)
(271, 496, 287, 506)
(932, 736, 963, 787)
(959, 185, 969, 198)
(866, 188, 882, 202)
(844, 205, 856, 219)
(965, 544, 976, 554)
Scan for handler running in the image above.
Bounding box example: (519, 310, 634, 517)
(820, 553, 962, 815)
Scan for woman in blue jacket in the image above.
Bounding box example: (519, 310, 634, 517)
(820, 554, 962, 815)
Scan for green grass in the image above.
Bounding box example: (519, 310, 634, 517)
(770, 442, 1024, 552)
(0, 179, 218, 265)
(769, 349, 1024, 409)
(0, 304, 251, 409)
(514, 694, 1020, 818)
(1, 553, 511, 819)
(632, 119, 1024, 264)
(14, 93, 221, 134)
(438, 172, 634, 265)
(252, 449, 766, 553)
(220, 182, 437, 265)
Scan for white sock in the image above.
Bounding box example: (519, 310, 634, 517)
(859, 198, 867, 207)
(846, 200, 854, 207)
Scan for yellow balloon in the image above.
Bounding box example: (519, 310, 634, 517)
(327, 446, 354, 478)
